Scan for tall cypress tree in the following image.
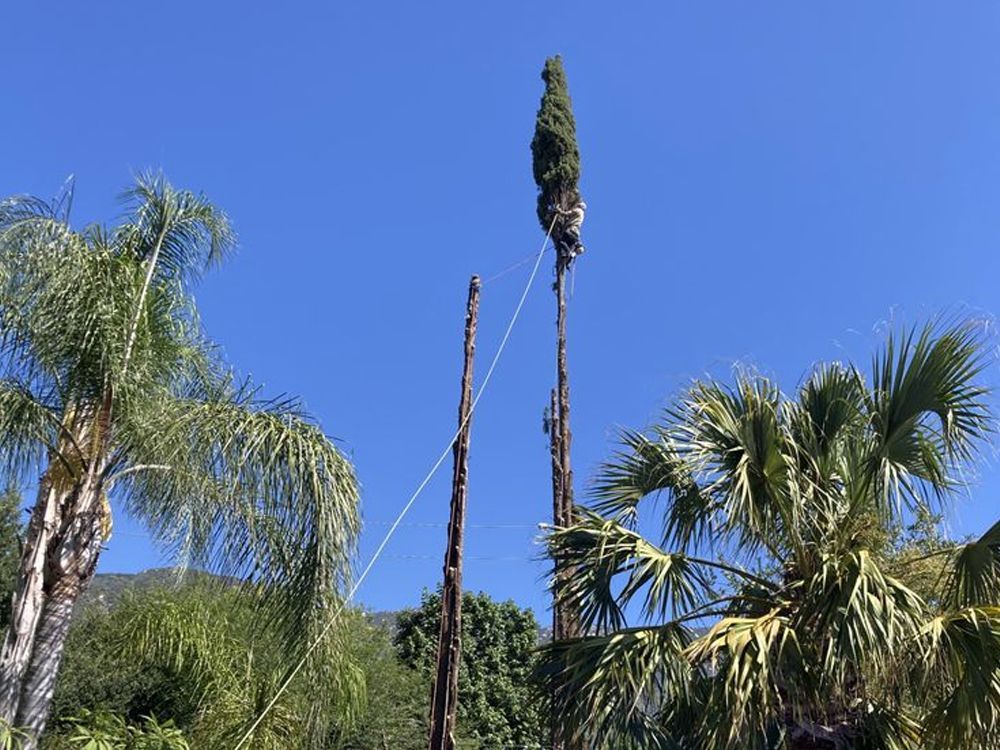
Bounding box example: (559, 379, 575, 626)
(531, 56, 585, 750)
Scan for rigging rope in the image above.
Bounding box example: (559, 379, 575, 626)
(231, 217, 559, 749)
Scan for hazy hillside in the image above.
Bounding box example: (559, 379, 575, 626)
(81, 571, 555, 641)
(79, 568, 223, 611)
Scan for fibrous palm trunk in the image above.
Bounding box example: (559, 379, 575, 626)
(0, 407, 109, 749)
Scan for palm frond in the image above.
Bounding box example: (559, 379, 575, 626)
(116, 171, 236, 282)
(788, 361, 866, 471)
(113, 376, 360, 651)
(685, 610, 804, 750)
(800, 550, 925, 686)
(545, 512, 711, 632)
(536, 623, 696, 749)
(943, 519, 1000, 608)
(590, 428, 709, 546)
(0, 378, 59, 484)
(919, 606, 1000, 748)
(867, 321, 991, 514)
(117, 585, 363, 750)
(673, 377, 796, 558)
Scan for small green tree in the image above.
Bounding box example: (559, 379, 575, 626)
(109, 585, 362, 750)
(43, 599, 197, 739)
(395, 590, 545, 750)
(55, 711, 188, 750)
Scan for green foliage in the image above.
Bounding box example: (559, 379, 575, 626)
(539, 320, 1000, 749)
(0, 487, 22, 631)
(43, 583, 364, 750)
(394, 589, 545, 750)
(45, 601, 197, 737)
(530, 55, 581, 230)
(58, 711, 188, 750)
(325, 613, 428, 750)
(0, 718, 29, 750)
(885, 507, 955, 606)
(112, 585, 362, 749)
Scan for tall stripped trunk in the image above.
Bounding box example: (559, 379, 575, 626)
(428, 277, 480, 750)
(548, 388, 562, 642)
(0, 405, 110, 748)
(551, 247, 583, 750)
(553, 252, 579, 641)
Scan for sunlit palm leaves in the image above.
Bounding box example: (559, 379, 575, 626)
(539, 321, 999, 748)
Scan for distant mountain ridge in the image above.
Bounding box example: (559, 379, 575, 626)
(80, 569, 557, 641)
(80, 567, 222, 611)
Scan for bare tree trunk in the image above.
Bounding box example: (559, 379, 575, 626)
(13, 475, 105, 750)
(548, 388, 562, 642)
(428, 277, 480, 750)
(554, 254, 579, 642)
(551, 249, 584, 750)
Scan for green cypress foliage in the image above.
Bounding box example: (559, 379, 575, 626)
(531, 55, 582, 232)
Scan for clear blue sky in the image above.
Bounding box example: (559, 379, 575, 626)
(3, 3, 1000, 616)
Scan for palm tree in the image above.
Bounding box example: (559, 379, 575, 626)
(539, 321, 1000, 749)
(0, 175, 360, 748)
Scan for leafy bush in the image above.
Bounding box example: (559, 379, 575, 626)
(61, 711, 188, 750)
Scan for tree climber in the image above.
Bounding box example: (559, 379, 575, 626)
(558, 198, 586, 259)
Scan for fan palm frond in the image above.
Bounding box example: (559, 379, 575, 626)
(943, 519, 1000, 608)
(538, 623, 696, 749)
(919, 606, 1000, 748)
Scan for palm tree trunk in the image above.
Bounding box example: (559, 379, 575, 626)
(15, 474, 104, 750)
(0, 480, 61, 724)
(554, 254, 578, 642)
(14, 576, 80, 745)
(549, 387, 562, 642)
(0, 430, 107, 749)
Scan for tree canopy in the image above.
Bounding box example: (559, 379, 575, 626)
(531, 55, 582, 231)
(395, 589, 546, 749)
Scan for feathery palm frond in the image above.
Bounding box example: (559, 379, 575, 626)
(112, 377, 360, 649)
(116, 586, 363, 750)
(116, 171, 236, 282)
(0, 379, 59, 484)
